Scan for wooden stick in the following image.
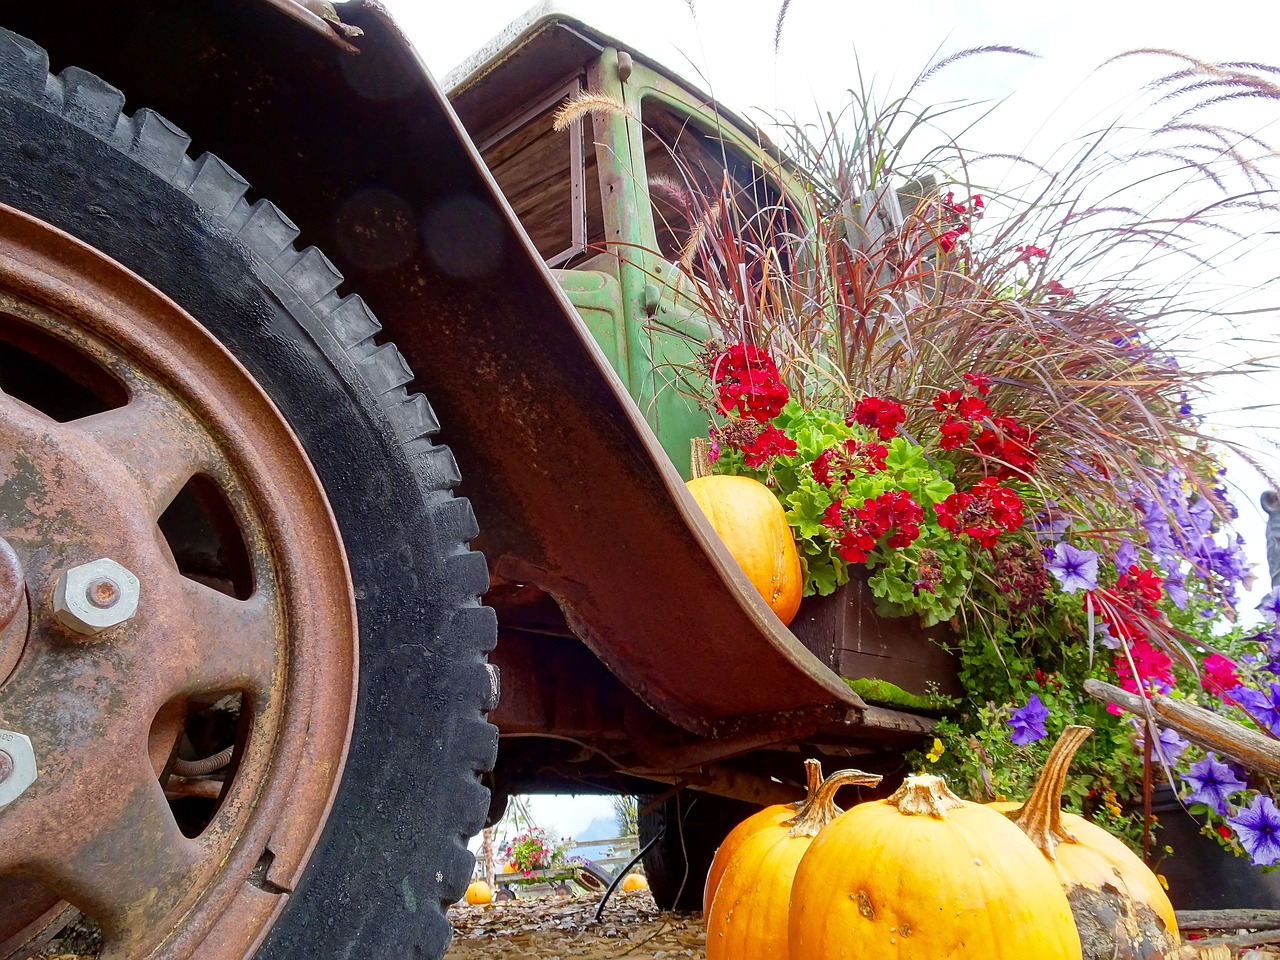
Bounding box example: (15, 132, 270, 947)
(1178, 909, 1280, 930)
(1082, 678, 1280, 779)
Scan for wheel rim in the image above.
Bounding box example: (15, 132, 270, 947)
(0, 204, 357, 958)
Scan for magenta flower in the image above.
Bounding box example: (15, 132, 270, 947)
(1045, 542, 1100, 593)
(1182, 753, 1247, 815)
(1007, 694, 1049, 745)
(1228, 794, 1280, 866)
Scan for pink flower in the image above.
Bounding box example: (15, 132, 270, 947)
(1202, 653, 1241, 699)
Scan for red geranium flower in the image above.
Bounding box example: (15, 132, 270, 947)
(708, 342, 789, 422)
(849, 396, 906, 441)
(811, 440, 888, 487)
(1015, 244, 1049, 264)
(739, 425, 797, 468)
(939, 416, 971, 450)
(822, 490, 923, 562)
(963, 372, 993, 395)
(935, 477, 1025, 548)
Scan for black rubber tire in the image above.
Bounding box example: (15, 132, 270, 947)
(0, 29, 498, 960)
(639, 792, 756, 912)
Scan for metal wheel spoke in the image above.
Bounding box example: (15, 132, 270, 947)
(28, 768, 205, 955)
(169, 580, 279, 698)
(69, 390, 211, 518)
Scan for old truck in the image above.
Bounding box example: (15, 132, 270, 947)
(0, 2, 949, 957)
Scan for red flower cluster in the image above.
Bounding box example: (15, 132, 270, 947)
(973, 416, 1039, 480)
(934, 477, 1025, 548)
(933, 380, 1039, 480)
(937, 192, 984, 253)
(812, 439, 888, 487)
(1015, 244, 1049, 264)
(739, 425, 797, 468)
(1202, 653, 1242, 699)
(1044, 280, 1074, 300)
(1111, 637, 1174, 700)
(822, 490, 923, 563)
(1085, 564, 1164, 642)
(709, 343, 789, 422)
(849, 396, 906, 441)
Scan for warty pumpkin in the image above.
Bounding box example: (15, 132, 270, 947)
(463, 879, 493, 905)
(789, 773, 1083, 960)
(703, 758, 825, 916)
(687, 440, 802, 625)
(993, 725, 1180, 960)
(706, 768, 882, 960)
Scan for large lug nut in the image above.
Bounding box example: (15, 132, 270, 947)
(53, 558, 141, 636)
(0, 729, 37, 807)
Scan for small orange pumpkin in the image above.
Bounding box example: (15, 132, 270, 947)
(500, 861, 517, 874)
(706, 767, 882, 960)
(621, 872, 649, 892)
(703, 758, 824, 916)
(789, 774, 1082, 960)
(687, 441, 802, 624)
(464, 879, 492, 905)
(993, 725, 1180, 960)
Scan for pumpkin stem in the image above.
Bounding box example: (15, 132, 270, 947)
(690, 438, 713, 478)
(786, 768, 882, 838)
(887, 774, 966, 819)
(802, 757, 823, 800)
(1007, 724, 1093, 859)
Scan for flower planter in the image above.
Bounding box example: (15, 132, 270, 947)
(1150, 785, 1280, 910)
(788, 575, 963, 700)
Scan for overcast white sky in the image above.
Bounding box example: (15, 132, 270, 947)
(373, 0, 1280, 841)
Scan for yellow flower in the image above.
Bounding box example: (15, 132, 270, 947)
(1103, 789, 1122, 819)
(926, 738, 945, 763)
(1157, 874, 1169, 891)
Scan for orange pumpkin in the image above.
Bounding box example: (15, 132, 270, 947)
(621, 872, 649, 892)
(464, 879, 492, 905)
(706, 767, 882, 960)
(993, 725, 1180, 960)
(501, 861, 517, 874)
(703, 758, 824, 916)
(686, 469, 802, 625)
(790, 774, 1082, 960)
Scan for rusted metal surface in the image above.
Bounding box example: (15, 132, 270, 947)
(0, 205, 356, 957)
(0, 539, 26, 687)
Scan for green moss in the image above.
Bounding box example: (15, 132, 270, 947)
(845, 677, 953, 712)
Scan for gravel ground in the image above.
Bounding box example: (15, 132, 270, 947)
(444, 891, 706, 959)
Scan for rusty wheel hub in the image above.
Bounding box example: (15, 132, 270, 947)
(0, 205, 357, 958)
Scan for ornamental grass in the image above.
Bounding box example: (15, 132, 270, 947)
(634, 47, 1280, 860)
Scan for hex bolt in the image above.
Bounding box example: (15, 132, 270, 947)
(0, 730, 36, 807)
(53, 558, 141, 637)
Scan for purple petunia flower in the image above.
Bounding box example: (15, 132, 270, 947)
(1259, 588, 1280, 624)
(1163, 569, 1189, 610)
(1007, 694, 1050, 746)
(1232, 683, 1280, 736)
(1114, 540, 1139, 572)
(1045, 542, 1100, 593)
(1155, 726, 1190, 764)
(1182, 753, 1247, 815)
(1227, 795, 1280, 866)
